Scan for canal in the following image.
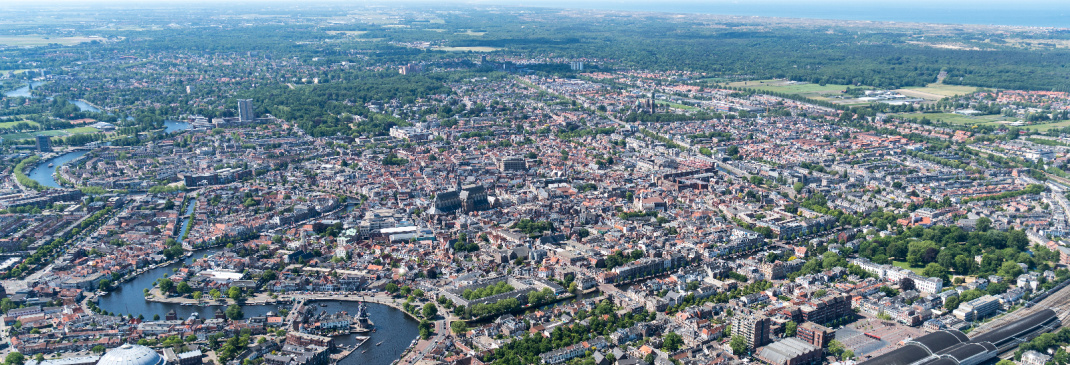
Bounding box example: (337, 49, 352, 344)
(27, 150, 88, 188)
(3, 81, 46, 98)
(96, 234, 418, 365)
(310, 300, 421, 365)
(69, 100, 100, 113)
(164, 120, 191, 133)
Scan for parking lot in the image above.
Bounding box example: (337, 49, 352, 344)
(836, 316, 928, 360)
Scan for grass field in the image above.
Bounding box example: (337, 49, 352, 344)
(1030, 120, 1070, 132)
(326, 31, 368, 36)
(727, 79, 852, 95)
(0, 120, 40, 129)
(0, 35, 104, 46)
(897, 83, 982, 100)
(725, 79, 869, 104)
(891, 112, 1007, 126)
(892, 261, 925, 275)
(1, 127, 99, 141)
(659, 101, 698, 111)
(431, 46, 501, 52)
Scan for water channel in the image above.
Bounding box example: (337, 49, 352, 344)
(3, 81, 46, 98)
(27, 150, 88, 188)
(96, 198, 418, 365)
(20, 109, 416, 364)
(164, 120, 190, 133)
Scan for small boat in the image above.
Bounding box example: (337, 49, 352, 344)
(376, 341, 383, 346)
(48, 163, 54, 167)
(362, 350, 368, 353)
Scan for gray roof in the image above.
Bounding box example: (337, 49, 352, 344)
(97, 344, 165, 365)
(757, 338, 819, 365)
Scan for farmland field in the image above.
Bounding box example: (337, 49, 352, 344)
(431, 46, 501, 52)
(0, 35, 104, 46)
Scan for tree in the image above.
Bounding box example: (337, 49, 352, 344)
(422, 303, 438, 318)
(226, 304, 244, 320)
(976, 217, 992, 232)
(663, 332, 683, 352)
(419, 319, 433, 340)
(1000, 261, 1024, 280)
(945, 296, 961, 310)
(177, 281, 192, 295)
(157, 278, 174, 293)
(228, 286, 243, 301)
(451, 321, 469, 334)
(385, 283, 399, 294)
(784, 321, 797, 337)
(923, 263, 948, 280)
(730, 336, 748, 355)
(209, 288, 221, 299)
(4, 353, 23, 365)
(829, 340, 846, 359)
(793, 182, 804, 193)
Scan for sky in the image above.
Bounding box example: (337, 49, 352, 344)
(2, 0, 1066, 5)
(1, 0, 1066, 27)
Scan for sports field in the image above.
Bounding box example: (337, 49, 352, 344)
(896, 83, 981, 100)
(727, 79, 851, 95)
(0, 120, 40, 129)
(1, 127, 99, 141)
(890, 112, 1006, 126)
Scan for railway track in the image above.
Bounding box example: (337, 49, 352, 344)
(972, 277, 1070, 338)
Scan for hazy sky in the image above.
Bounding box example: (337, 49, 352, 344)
(1, 0, 1066, 27)
(2, 0, 1066, 5)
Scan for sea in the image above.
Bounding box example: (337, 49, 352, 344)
(507, 1, 1070, 28)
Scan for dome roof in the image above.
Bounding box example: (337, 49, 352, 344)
(98, 344, 165, 365)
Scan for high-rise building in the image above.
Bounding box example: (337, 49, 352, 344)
(570, 61, 584, 71)
(237, 99, 254, 122)
(733, 314, 771, 350)
(35, 135, 52, 152)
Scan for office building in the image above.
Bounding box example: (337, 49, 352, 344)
(497, 156, 528, 171)
(953, 295, 1000, 321)
(238, 99, 255, 122)
(35, 135, 52, 152)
